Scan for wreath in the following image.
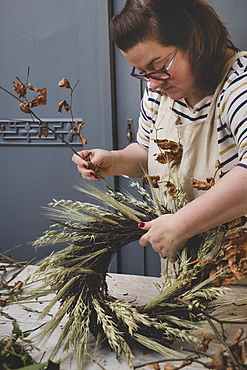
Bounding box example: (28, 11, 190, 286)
(17, 177, 247, 369)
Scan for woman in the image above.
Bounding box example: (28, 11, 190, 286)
(72, 0, 247, 264)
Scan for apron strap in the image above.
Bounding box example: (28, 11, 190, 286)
(207, 51, 247, 124)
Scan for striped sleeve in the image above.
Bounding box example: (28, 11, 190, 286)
(136, 85, 162, 149)
(219, 71, 247, 170)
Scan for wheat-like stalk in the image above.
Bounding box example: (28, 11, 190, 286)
(15, 178, 247, 369)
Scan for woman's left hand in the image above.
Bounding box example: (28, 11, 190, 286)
(138, 214, 188, 263)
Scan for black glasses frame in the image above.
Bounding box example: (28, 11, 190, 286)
(130, 46, 179, 82)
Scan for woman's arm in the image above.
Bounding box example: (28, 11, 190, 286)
(139, 165, 247, 262)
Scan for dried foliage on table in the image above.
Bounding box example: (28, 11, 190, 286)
(12, 177, 247, 370)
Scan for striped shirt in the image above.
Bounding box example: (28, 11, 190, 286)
(137, 54, 247, 173)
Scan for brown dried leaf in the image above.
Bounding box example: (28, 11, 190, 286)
(30, 87, 47, 107)
(13, 77, 27, 98)
(0, 298, 9, 307)
(155, 152, 168, 164)
(197, 333, 212, 352)
(142, 174, 160, 188)
(153, 139, 183, 167)
(19, 102, 31, 113)
(147, 363, 160, 370)
(78, 134, 87, 145)
(73, 121, 85, 134)
(232, 328, 244, 345)
(241, 340, 247, 362)
(166, 181, 177, 198)
(58, 100, 70, 112)
(227, 217, 247, 230)
(164, 365, 176, 370)
(154, 139, 181, 151)
(223, 231, 247, 246)
(190, 177, 215, 190)
(72, 121, 87, 144)
(28, 84, 40, 92)
(38, 128, 49, 140)
(211, 347, 226, 370)
(58, 78, 71, 89)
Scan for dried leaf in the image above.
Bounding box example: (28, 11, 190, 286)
(232, 328, 244, 345)
(227, 217, 247, 230)
(190, 177, 215, 190)
(38, 128, 49, 140)
(19, 102, 31, 113)
(223, 231, 247, 246)
(142, 174, 160, 188)
(197, 333, 212, 352)
(58, 78, 71, 89)
(71, 121, 87, 144)
(12, 77, 27, 98)
(164, 365, 176, 370)
(73, 121, 85, 134)
(58, 100, 70, 112)
(155, 152, 168, 164)
(154, 139, 181, 151)
(79, 134, 87, 145)
(153, 139, 183, 167)
(30, 87, 47, 107)
(211, 347, 226, 370)
(147, 363, 160, 370)
(166, 181, 177, 198)
(241, 340, 247, 362)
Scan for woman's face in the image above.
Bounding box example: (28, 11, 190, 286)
(121, 39, 205, 107)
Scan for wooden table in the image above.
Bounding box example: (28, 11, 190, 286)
(1, 265, 247, 369)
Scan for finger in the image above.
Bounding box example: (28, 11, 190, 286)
(72, 152, 87, 165)
(77, 166, 100, 181)
(159, 251, 177, 263)
(138, 221, 152, 230)
(139, 234, 150, 247)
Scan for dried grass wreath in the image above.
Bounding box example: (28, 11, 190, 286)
(19, 178, 247, 369)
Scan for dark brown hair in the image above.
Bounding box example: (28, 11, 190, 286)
(110, 0, 235, 94)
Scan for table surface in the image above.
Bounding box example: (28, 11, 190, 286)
(1, 265, 247, 370)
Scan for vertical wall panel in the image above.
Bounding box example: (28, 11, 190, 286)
(0, 1, 113, 262)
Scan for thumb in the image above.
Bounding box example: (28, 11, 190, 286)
(138, 221, 152, 230)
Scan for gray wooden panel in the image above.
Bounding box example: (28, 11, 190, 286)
(0, 1, 113, 262)
(211, 0, 247, 50)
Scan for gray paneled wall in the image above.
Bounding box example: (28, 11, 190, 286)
(0, 1, 114, 263)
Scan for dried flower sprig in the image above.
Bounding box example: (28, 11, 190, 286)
(0, 68, 86, 155)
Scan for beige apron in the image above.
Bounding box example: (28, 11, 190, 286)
(147, 52, 247, 273)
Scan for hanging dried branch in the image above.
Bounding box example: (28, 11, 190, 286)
(0, 70, 86, 157)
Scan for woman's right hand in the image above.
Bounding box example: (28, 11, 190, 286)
(72, 149, 115, 181)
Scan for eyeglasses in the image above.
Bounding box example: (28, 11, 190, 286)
(130, 46, 179, 82)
